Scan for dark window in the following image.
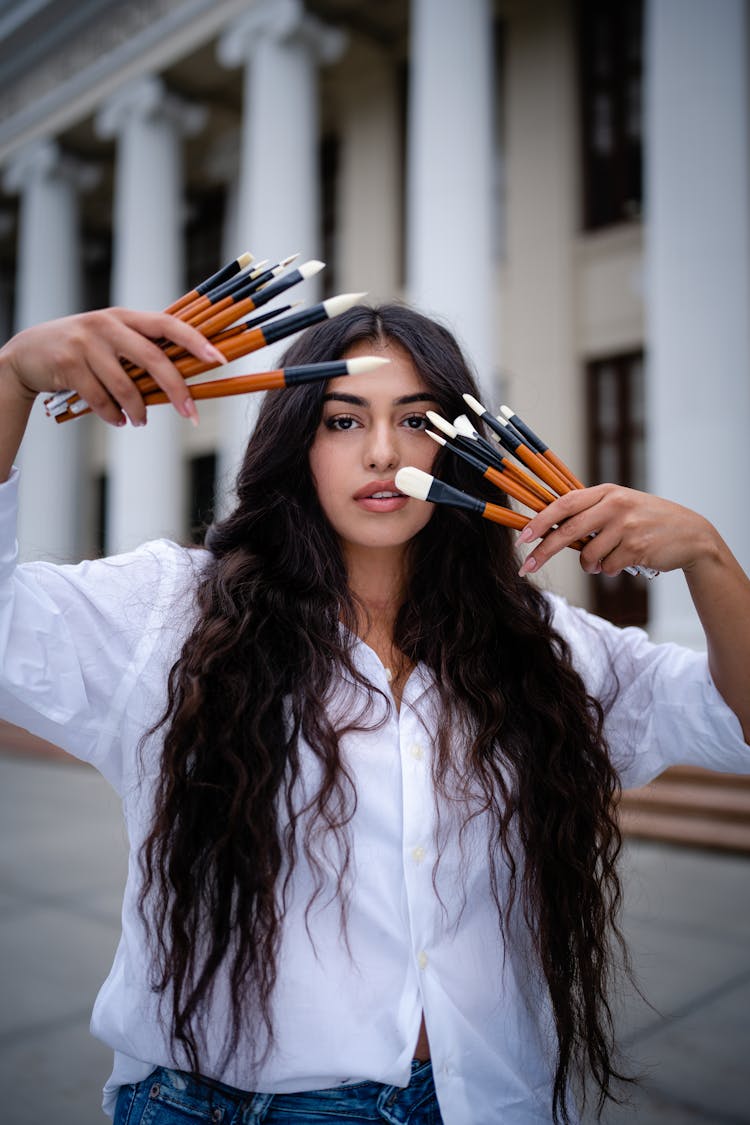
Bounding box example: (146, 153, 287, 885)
(81, 230, 112, 311)
(185, 187, 226, 294)
(587, 351, 648, 626)
(188, 453, 217, 545)
(578, 0, 643, 229)
(93, 471, 108, 558)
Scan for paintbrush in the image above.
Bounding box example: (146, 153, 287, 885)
(394, 467, 529, 531)
(139, 356, 390, 407)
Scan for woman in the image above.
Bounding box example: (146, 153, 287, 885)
(0, 302, 748, 1125)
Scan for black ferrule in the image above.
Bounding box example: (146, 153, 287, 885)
(284, 361, 347, 386)
(472, 432, 508, 470)
(445, 438, 490, 475)
(508, 413, 548, 454)
(196, 257, 244, 297)
(202, 267, 256, 306)
(234, 267, 302, 308)
(263, 303, 326, 345)
(489, 422, 520, 455)
(238, 305, 291, 333)
(429, 478, 485, 515)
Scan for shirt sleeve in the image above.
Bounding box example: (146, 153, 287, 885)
(545, 591, 750, 789)
(0, 468, 199, 790)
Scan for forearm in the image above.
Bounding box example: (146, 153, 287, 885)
(0, 346, 36, 483)
(683, 526, 750, 742)
(517, 484, 750, 742)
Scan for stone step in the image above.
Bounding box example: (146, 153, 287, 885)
(619, 766, 750, 853)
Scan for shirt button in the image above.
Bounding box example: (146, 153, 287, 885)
(411, 846, 426, 864)
(409, 743, 424, 760)
(417, 950, 429, 970)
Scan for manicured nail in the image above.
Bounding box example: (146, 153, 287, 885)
(517, 526, 534, 544)
(202, 343, 227, 365)
(182, 397, 200, 427)
(518, 556, 537, 577)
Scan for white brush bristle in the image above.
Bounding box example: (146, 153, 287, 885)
(345, 356, 390, 374)
(426, 410, 456, 438)
(453, 415, 477, 438)
(395, 466, 433, 501)
(238, 251, 254, 267)
(280, 253, 300, 267)
(426, 430, 446, 446)
(499, 405, 514, 420)
(462, 392, 487, 417)
(300, 259, 325, 279)
(324, 292, 368, 316)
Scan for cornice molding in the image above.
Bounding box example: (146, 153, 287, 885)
(0, 0, 251, 166)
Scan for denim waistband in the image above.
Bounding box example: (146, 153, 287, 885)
(118, 1060, 442, 1125)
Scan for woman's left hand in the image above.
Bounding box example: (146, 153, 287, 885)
(516, 484, 720, 578)
(517, 483, 750, 742)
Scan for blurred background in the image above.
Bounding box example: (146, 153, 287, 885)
(0, 4, 749, 1122)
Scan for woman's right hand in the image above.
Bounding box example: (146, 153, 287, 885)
(0, 307, 225, 428)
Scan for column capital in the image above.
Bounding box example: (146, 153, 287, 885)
(3, 138, 99, 196)
(218, 0, 346, 70)
(95, 74, 206, 141)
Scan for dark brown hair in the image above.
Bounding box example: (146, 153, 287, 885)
(140, 303, 630, 1123)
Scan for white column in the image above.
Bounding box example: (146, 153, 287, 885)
(96, 76, 205, 555)
(4, 140, 96, 561)
(336, 40, 401, 303)
(502, 0, 583, 605)
(216, 0, 346, 507)
(406, 0, 494, 390)
(645, 0, 750, 646)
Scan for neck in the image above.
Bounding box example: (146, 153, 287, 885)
(343, 543, 407, 638)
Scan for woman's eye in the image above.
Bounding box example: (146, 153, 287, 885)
(325, 415, 359, 431)
(403, 414, 428, 430)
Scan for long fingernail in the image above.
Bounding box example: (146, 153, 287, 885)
(518, 556, 537, 577)
(182, 397, 200, 427)
(202, 343, 227, 365)
(517, 527, 534, 544)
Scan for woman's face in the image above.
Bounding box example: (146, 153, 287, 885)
(308, 339, 440, 559)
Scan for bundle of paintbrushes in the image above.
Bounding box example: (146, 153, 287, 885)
(44, 251, 370, 423)
(395, 395, 658, 579)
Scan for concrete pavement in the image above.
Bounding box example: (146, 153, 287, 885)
(1, 750, 749, 1125)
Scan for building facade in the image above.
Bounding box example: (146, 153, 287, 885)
(1, 0, 749, 646)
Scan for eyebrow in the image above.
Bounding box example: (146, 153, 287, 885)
(321, 392, 439, 407)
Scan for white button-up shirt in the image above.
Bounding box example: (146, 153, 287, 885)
(0, 469, 747, 1123)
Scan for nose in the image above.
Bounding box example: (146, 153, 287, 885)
(364, 421, 399, 473)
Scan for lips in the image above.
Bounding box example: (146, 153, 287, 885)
(353, 479, 409, 513)
(353, 480, 403, 501)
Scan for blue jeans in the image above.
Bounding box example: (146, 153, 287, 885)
(114, 1060, 444, 1124)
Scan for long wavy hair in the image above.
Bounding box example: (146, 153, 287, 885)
(140, 303, 630, 1123)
